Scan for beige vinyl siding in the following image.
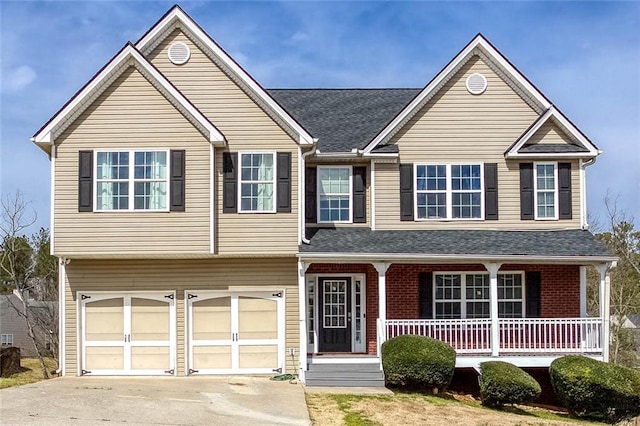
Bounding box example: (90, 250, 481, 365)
(54, 66, 211, 255)
(64, 258, 299, 376)
(526, 120, 576, 145)
(375, 55, 581, 229)
(147, 29, 299, 254)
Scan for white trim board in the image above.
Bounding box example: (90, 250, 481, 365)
(135, 6, 314, 146)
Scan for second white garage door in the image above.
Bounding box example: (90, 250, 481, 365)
(185, 290, 285, 375)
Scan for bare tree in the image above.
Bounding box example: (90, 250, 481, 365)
(587, 193, 640, 366)
(0, 191, 55, 378)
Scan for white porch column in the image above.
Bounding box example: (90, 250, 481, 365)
(579, 266, 587, 317)
(297, 260, 310, 381)
(595, 262, 612, 362)
(484, 262, 502, 357)
(373, 262, 390, 359)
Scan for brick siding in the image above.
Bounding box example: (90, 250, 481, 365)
(307, 263, 580, 355)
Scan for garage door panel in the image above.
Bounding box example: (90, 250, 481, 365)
(193, 346, 232, 370)
(193, 297, 231, 341)
(85, 298, 124, 341)
(238, 345, 278, 369)
(131, 346, 170, 370)
(86, 346, 124, 370)
(238, 297, 278, 340)
(131, 298, 170, 341)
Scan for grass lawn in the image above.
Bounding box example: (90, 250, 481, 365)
(305, 392, 605, 426)
(0, 357, 58, 389)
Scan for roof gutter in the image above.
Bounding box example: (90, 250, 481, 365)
(297, 252, 618, 265)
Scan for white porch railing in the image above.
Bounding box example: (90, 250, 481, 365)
(381, 317, 603, 356)
(499, 318, 602, 353)
(385, 319, 492, 354)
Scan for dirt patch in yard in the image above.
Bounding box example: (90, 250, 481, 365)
(306, 392, 601, 426)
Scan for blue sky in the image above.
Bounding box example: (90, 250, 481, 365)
(1, 1, 638, 233)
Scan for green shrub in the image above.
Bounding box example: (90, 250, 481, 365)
(381, 335, 455, 392)
(479, 361, 541, 407)
(550, 355, 640, 423)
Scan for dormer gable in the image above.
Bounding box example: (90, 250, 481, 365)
(505, 106, 600, 159)
(31, 43, 225, 154)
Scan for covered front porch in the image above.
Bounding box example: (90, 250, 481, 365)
(297, 229, 616, 384)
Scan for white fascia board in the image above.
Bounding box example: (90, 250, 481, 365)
(362, 34, 555, 154)
(506, 106, 600, 158)
(135, 7, 314, 146)
(297, 252, 619, 265)
(32, 44, 224, 145)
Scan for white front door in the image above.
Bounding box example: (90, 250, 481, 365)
(186, 290, 284, 375)
(80, 292, 176, 375)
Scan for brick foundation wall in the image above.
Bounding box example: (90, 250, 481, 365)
(306, 263, 581, 355)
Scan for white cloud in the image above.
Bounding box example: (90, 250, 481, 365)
(3, 65, 37, 92)
(289, 32, 309, 43)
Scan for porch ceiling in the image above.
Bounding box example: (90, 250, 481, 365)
(299, 228, 616, 264)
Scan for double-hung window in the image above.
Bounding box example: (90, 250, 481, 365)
(95, 150, 168, 211)
(434, 272, 524, 319)
(416, 164, 483, 219)
(239, 152, 275, 212)
(318, 166, 352, 223)
(534, 162, 558, 219)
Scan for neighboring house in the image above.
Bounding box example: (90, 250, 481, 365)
(32, 6, 616, 385)
(620, 314, 640, 354)
(0, 292, 54, 357)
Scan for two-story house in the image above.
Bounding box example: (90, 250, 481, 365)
(32, 6, 615, 385)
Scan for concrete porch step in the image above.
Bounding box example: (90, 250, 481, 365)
(305, 362, 385, 387)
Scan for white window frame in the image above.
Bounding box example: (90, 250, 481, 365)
(414, 163, 484, 221)
(1, 333, 13, 345)
(433, 271, 525, 319)
(317, 165, 353, 224)
(94, 149, 170, 212)
(533, 161, 559, 220)
(238, 151, 277, 213)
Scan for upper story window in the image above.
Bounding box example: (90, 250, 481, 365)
(415, 164, 483, 220)
(95, 150, 168, 211)
(434, 272, 524, 319)
(534, 162, 558, 220)
(239, 152, 275, 212)
(318, 166, 352, 223)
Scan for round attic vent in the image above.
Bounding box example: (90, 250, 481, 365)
(466, 73, 487, 95)
(168, 42, 190, 65)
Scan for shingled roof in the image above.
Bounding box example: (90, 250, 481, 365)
(267, 89, 420, 153)
(300, 228, 613, 259)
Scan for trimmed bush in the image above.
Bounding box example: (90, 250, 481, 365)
(479, 361, 541, 407)
(381, 335, 455, 392)
(550, 355, 640, 423)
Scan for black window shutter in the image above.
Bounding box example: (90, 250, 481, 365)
(558, 162, 572, 219)
(399, 163, 414, 221)
(525, 271, 541, 318)
(520, 163, 534, 220)
(305, 167, 317, 223)
(276, 152, 291, 213)
(78, 151, 93, 212)
(484, 163, 498, 220)
(169, 150, 186, 211)
(352, 166, 367, 223)
(222, 152, 237, 213)
(418, 272, 434, 319)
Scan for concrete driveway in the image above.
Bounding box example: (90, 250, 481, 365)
(0, 376, 311, 425)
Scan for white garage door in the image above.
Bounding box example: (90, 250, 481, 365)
(186, 290, 284, 375)
(80, 292, 176, 375)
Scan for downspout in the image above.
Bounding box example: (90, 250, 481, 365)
(581, 157, 597, 230)
(300, 140, 318, 244)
